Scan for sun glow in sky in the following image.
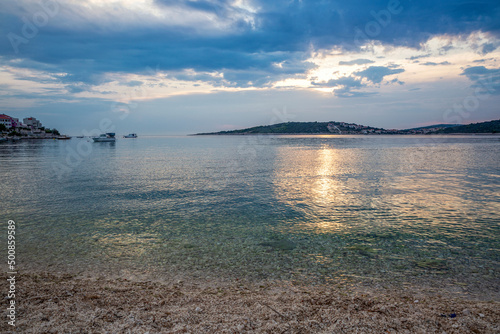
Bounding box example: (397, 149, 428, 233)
(0, 0, 499, 134)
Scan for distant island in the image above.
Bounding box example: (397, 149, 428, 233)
(195, 119, 500, 135)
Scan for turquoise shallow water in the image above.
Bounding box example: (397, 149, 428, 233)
(1, 135, 499, 295)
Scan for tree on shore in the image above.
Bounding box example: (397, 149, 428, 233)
(0, 124, 7, 132)
(44, 128, 60, 135)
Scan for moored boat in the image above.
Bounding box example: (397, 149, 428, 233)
(93, 133, 116, 142)
(123, 133, 137, 138)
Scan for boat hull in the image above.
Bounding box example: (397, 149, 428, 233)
(93, 133, 116, 142)
(93, 138, 116, 142)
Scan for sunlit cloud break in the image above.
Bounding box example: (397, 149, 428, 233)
(0, 0, 499, 134)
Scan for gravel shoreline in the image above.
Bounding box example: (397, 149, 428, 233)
(2, 271, 499, 333)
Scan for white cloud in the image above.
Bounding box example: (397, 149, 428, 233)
(3, 0, 256, 35)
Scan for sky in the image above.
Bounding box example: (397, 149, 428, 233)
(0, 0, 499, 135)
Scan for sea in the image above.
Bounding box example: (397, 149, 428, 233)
(1, 135, 499, 297)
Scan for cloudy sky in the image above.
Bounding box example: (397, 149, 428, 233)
(1, 0, 499, 135)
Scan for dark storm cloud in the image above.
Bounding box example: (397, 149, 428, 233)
(311, 75, 376, 97)
(248, 0, 499, 50)
(311, 65, 404, 96)
(120, 81, 144, 87)
(312, 76, 365, 89)
(461, 66, 500, 94)
(0, 0, 499, 88)
(473, 58, 495, 63)
(333, 88, 377, 98)
(480, 43, 497, 55)
(339, 59, 375, 66)
(354, 66, 405, 84)
(420, 61, 451, 66)
(407, 54, 431, 60)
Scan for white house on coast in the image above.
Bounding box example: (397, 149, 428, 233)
(0, 114, 20, 129)
(1, 114, 61, 139)
(23, 117, 42, 129)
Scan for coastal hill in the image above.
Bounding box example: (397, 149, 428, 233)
(437, 119, 500, 134)
(196, 121, 386, 135)
(405, 124, 460, 131)
(195, 119, 500, 135)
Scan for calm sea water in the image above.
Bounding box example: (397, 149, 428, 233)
(1, 135, 499, 295)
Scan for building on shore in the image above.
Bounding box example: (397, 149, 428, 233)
(0, 114, 20, 129)
(23, 117, 42, 129)
(0, 114, 13, 128)
(1, 114, 64, 138)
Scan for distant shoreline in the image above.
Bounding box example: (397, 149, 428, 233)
(0, 136, 70, 140)
(193, 132, 500, 136)
(193, 119, 500, 136)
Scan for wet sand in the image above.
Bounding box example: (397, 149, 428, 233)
(3, 271, 499, 333)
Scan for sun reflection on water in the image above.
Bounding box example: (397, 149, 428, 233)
(272, 144, 366, 234)
(3, 136, 499, 295)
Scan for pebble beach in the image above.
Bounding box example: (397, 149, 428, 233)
(2, 270, 499, 333)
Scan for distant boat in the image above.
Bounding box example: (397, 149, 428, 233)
(57, 135, 71, 140)
(76, 136, 84, 138)
(0, 137, 7, 142)
(123, 133, 137, 138)
(93, 133, 116, 142)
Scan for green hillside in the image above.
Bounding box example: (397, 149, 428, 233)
(437, 120, 500, 133)
(196, 121, 382, 135)
(195, 119, 500, 135)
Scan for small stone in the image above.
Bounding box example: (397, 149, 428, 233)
(414, 300, 419, 303)
(462, 309, 471, 316)
(479, 313, 485, 318)
(195, 307, 202, 313)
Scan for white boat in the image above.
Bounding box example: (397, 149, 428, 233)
(93, 133, 116, 142)
(123, 133, 137, 138)
(0, 137, 7, 142)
